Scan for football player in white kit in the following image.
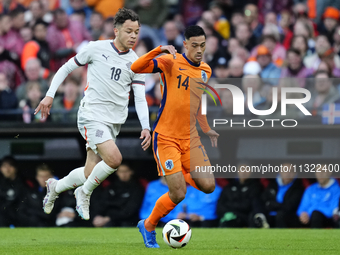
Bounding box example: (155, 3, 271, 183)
(35, 8, 150, 220)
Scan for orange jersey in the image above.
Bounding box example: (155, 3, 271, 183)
(131, 46, 211, 139)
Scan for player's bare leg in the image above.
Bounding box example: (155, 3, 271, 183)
(43, 149, 101, 214)
(74, 140, 122, 220)
(191, 170, 215, 194)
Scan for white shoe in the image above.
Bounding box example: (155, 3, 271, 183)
(43, 178, 59, 214)
(74, 186, 91, 220)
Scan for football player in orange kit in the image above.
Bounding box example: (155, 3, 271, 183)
(131, 25, 219, 248)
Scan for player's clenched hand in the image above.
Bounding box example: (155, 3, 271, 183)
(299, 212, 309, 225)
(160, 45, 177, 59)
(206, 129, 219, 148)
(140, 129, 151, 151)
(34, 96, 53, 120)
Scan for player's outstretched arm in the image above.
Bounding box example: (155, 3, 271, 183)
(140, 129, 151, 151)
(34, 96, 53, 120)
(205, 130, 219, 148)
(131, 45, 177, 73)
(34, 57, 80, 119)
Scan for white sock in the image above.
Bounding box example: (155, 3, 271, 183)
(82, 160, 116, 195)
(55, 167, 86, 193)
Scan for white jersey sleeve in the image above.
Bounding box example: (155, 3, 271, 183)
(46, 42, 93, 98)
(132, 73, 150, 130)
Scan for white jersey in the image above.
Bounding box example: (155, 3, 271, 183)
(46, 40, 149, 129)
(75, 40, 145, 124)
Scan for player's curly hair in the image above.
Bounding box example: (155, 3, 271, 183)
(184, 25, 206, 40)
(114, 8, 140, 28)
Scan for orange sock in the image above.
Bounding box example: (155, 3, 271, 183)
(183, 173, 200, 190)
(145, 192, 177, 232)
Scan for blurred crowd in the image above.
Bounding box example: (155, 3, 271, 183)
(1, 0, 340, 123)
(1, 155, 340, 228)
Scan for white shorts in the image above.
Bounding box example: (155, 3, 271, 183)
(77, 105, 121, 154)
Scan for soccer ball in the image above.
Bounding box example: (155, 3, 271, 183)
(162, 219, 192, 248)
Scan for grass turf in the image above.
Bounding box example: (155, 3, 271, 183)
(0, 228, 339, 255)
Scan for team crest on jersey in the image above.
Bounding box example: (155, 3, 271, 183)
(165, 159, 174, 170)
(201, 70, 207, 83)
(126, 62, 132, 69)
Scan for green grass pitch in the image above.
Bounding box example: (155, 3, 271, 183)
(0, 228, 339, 255)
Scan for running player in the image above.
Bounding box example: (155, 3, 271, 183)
(35, 8, 151, 221)
(131, 25, 219, 248)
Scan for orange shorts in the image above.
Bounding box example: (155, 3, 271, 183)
(152, 132, 211, 176)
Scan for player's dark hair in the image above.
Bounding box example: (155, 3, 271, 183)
(33, 19, 49, 30)
(0, 155, 17, 169)
(36, 164, 53, 174)
(184, 25, 206, 40)
(287, 48, 301, 56)
(114, 8, 140, 28)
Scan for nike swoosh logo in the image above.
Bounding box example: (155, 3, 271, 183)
(204, 159, 209, 162)
(179, 68, 187, 71)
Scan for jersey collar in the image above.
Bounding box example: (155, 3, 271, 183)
(111, 41, 130, 55)
(182, 53, 200, 67)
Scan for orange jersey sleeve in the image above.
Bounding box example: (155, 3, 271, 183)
(131, 46, 163, 73)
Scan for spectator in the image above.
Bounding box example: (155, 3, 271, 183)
(0, 13, 25, 57)
(85, 0, 123, 19)
(280, 48, 314, 87)
(21, 20, 51, 74)
(261, 26, 286, 66)
(162, 20, 183, 53)
(280, 10, 294, 49)
(261, 165, 304, 228)
(305, 70, 340, 116)
(297, 168, 340, 228)
(226, 37, 240, 61)
(204, 35, 222, 70)
(20, 25, 33, 43)
(304, 35, 340, 70)
(92, 164, 144, 227)
(209, 1, 230, 40)
(20, 81, 47, 123)
(333, 25, 340, 57)
(89, 11, 104, 41)
(177, 185, 222, 227)
(290, 35, 309, 60)
(0, 72, 18, 120)
(66, 0, 92, 29)
(47, 8, 92, 72)
(18, 164, 60, 227)
(98, 17, 114, 41)
(224, 57, 244, 90)
(256, 45, 282, 82)
(0, 156, 26, 227)
(24, 0, 52, 27)
(242, 74, 266, 111)
(16, 58, 49, 101)
(229, 11, 245, 38)
(125, 0, 168, 29)
(235, 23, 257, 52)
(9, 7, 25, 32)
(139, 177, 181, 226)
(293, 20, 316, 54)
(51, 76, 82, 123)
(318, 7, 339, 45)
(217, 164, 263, 228)
(214, 57, 229, 80)
(244, 4, 263, 41)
